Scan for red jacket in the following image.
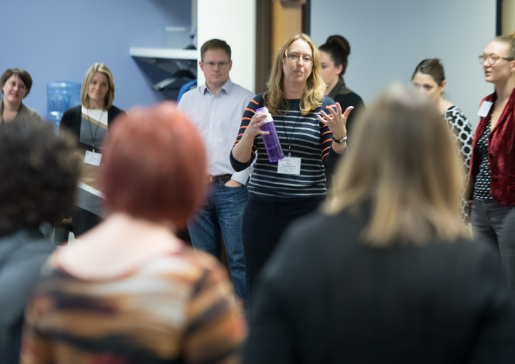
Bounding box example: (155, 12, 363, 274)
(467, 88, 515, 205)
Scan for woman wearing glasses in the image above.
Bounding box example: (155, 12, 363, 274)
(411, 58, 473, 223)
(467, 31, 515, 294)
(231, 34, 353, 296)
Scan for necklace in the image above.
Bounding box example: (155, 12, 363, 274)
(87, 109, 104, 153)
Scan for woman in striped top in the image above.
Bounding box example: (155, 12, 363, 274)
(20, 103, 246, 364)
(230, 33, 353, 297)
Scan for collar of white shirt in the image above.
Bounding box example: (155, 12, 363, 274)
(199, 78, 233, 96)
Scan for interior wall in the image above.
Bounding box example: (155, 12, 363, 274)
(310, 0, 497, 128)
(504, 0, 515, 34)
(0, 0, 191, 117)
(197, 0, 257, 93)
(271, 1, 303, 58)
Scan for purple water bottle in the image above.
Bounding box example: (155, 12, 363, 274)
(256, 106, 284, 162)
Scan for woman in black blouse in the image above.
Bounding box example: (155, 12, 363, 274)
(319, 35, 364, 136)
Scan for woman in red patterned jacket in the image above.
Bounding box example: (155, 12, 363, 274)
(467, 31, 515, 294)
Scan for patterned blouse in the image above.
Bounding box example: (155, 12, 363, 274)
(473, 122, 493, 200)
(443, 106, 474, 221)
(443, 106, 473, 171)
(20, 247, 246, 364)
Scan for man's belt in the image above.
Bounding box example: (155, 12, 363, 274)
(207, 174, 232, 183)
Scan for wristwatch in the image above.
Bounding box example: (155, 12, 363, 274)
(333, 135, 347, 144)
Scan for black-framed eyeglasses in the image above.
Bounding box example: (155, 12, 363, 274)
(478, 55, 515, 65)
(203, 61, 230, 69)
(285, 53, 313, 64)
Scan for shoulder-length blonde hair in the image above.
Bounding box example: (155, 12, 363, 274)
(325, 84, 469, 247)
(264, 33, 326, 115)
(81, 63, 115, 110)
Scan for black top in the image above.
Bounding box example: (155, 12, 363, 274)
(327, 79, 364, 137)
(473, 122, 493, 200)
(59, 105, 124, 150)
(0, 229, 54, 363)
(244, 207, 515, 364)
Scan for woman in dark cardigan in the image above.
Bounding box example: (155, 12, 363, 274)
(244, 85, 515, 364)
(60, 63, 124, 236)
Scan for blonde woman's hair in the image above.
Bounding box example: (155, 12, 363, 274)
(81, 63, 115, 110)
(494, 31, 515, 59)
(264, 33, 326, 116)
(325, 84, 469, 247)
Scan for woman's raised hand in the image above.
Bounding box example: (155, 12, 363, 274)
(317, 102, 354, 140)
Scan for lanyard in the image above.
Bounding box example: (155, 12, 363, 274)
(87, 109, 104, 153)
(281, 111, 301, 157)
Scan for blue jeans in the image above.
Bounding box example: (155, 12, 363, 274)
(187, 178, 249, 302)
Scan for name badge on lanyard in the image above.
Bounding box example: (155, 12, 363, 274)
(277, 157, 301, 175)
(84, 150, 102, 166)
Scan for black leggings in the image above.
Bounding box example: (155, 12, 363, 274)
(242, 194, 323, 299)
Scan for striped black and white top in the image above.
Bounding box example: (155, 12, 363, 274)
(230, 94, 341, 200)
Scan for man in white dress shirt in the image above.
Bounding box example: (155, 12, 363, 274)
(178, 39, 254, 303)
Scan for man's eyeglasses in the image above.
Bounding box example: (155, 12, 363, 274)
(202, 61, 230, 69)
(478, 55, 515, 65)
(285, 53, 313, 64)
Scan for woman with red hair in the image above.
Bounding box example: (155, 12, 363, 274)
(20, 103, 246, 364)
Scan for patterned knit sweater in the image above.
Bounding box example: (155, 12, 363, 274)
(20, 247, 245, 364)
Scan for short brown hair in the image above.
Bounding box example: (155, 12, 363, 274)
(0, 118, 81, 233)
(81, 63, 115, 110)
(1, 68, 33, 97)
(200, 39, 231, 62)
(325, 84, 468, 247)
(101, 102, 208, 229)
(411, 58, 446, 86)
